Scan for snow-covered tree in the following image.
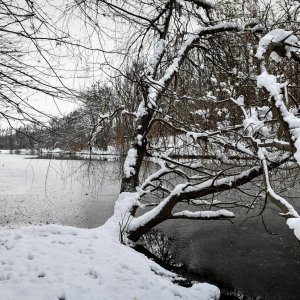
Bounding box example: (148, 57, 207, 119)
(74, 0, 300, 244)
(3, 0, 295, 244)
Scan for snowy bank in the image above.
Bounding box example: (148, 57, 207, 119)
(0, 222, 219, 300)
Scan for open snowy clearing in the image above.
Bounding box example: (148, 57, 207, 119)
(0, 219, 219, 300)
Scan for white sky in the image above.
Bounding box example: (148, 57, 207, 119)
(0, 0, 119, 128)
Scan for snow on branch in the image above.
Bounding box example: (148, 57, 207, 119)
(259, 149, 299, 218)
(126, 150, 291, 241)
(139, 158, 170, 195)
(147, 39, 166, 77)
(158, 21, 246, 87)
(256, 29, 300, 164)
(287, 218, 300, 241)
(124, 148, 138, 178)
(190, 199, 221, 206)
(257, 68, 300, 164)
(183, 0, 214, 10)
(122, 18, 258, 191)
(231, 96, 271, 138)
(129, 20, 253, 165)
(186, 130, 255, 158)
(128, 165, 263, 234)
(256, 29, 299, 61)
(142, 21, 248, 116)
(171, 209, 235, 220)
(258, 148, 300, 241)
(105, 191, 144, 239)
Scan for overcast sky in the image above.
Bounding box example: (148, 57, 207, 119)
(0, 0, 121, 128)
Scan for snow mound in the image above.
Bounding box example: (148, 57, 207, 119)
(0, 223, 219, 300)
(287, 218, 300, 241)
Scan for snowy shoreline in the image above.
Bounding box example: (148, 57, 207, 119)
(0, 219, 219, 300)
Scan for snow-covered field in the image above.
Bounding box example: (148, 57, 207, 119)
(0, 219, 219, 300)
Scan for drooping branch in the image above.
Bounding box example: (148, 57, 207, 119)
(127, 156, 289, 241)
(259, 149, 299, 218)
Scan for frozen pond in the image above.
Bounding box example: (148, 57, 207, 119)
(0, 154, 300, 299)
(0, 154, 119, 228)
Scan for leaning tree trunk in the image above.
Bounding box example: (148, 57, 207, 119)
(120, 110, 153, 193)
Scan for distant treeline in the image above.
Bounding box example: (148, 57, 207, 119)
(0, 79, 139, 153)
(0, 105, 122, 153)
(0, 128, 35, 150)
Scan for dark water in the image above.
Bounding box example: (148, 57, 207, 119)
(163, 215, 300, 299)
(0, 154, 299, 299)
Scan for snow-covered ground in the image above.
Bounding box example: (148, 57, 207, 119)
(0, 218, 219, 300)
